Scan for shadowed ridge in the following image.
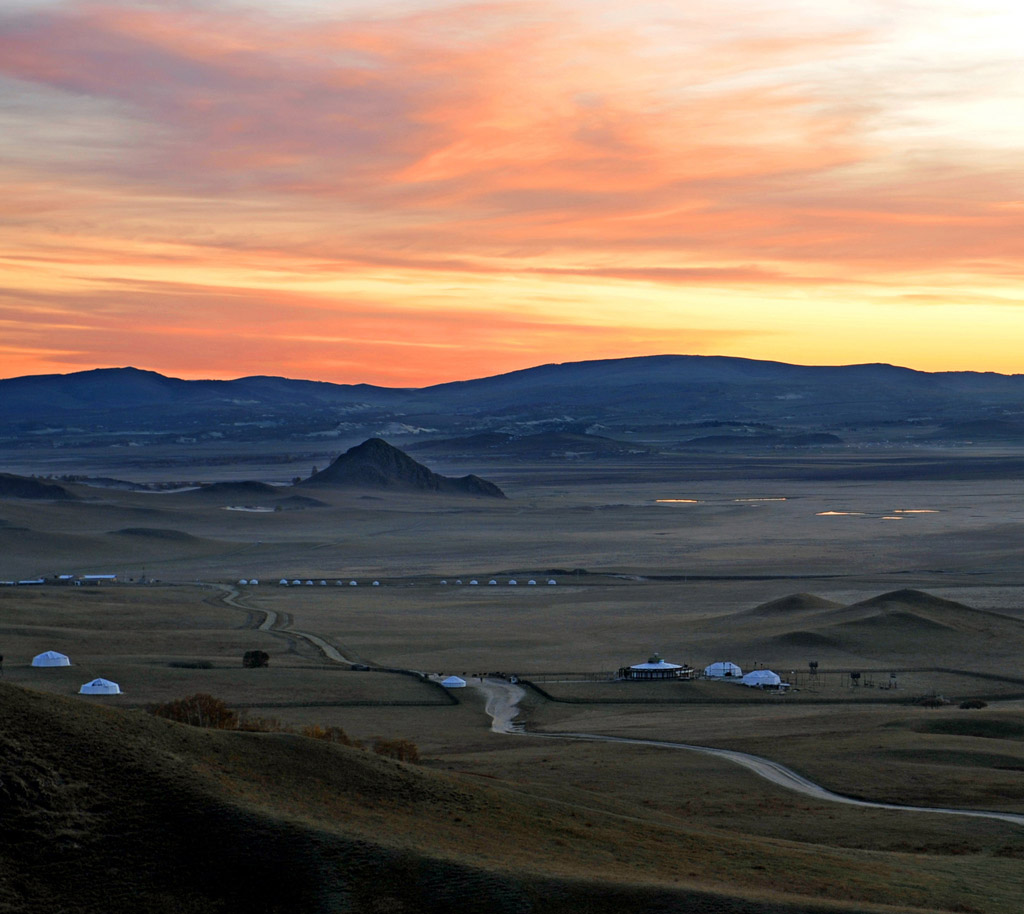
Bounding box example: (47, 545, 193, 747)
(300, 437, 506, 498)
(0, 473, 77, 501)
(846, 589, 973, 613)
(0, 681, 882, 914)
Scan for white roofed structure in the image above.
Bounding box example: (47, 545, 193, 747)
(32, 650, 71, 667)
(741, 669, 784, 689)
(620, 654, 694, 681)
(704, 661, 743, 678)
(441, 675, 467, 688)
(79, 678, 121, 695)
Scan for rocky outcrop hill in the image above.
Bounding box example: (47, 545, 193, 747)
(300, 438, 506, 497)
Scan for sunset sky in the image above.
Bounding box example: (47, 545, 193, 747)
(1, 0, 1022, 385)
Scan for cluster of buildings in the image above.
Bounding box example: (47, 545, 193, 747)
(1, 574, 119, 586)
(618, 654, 789, 690)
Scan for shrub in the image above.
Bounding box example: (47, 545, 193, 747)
(149, 693, 238, 729)
(242, 650, 270, 668)
(917, 695, 951, 708)
(959, 699, 988, 709)
(373, 738, 420, 763)
(301, 724, 354, 745)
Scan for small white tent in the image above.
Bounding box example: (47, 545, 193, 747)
(705, 661, 743, 678)
(741, 669, 782, 689)
(32, 650, 71, 667)
(441, 675, 467, 688)
(79, 678, 121, 695)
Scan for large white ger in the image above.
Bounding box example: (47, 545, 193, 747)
(704, 661, 743, 678)
(32, 650, 71, 667)
(741, 669, 782, 688)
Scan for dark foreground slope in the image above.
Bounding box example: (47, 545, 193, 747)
(0, 683, 960, 914)
(301, 437, 506, 497)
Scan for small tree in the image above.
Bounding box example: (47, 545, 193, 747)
(243, 650, 270, 668)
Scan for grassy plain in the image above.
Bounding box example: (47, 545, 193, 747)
(2, 451, 1024, 912)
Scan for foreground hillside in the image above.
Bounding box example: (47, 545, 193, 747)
(4, 682, 1018, 914)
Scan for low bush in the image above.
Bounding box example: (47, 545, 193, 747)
(149, 693, 237, 729)
(959, 699, 988, 709)
(373, 738, 420, 763)
(301, 724, 355, 745)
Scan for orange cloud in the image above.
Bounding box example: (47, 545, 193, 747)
(0, 1, 1022, 382)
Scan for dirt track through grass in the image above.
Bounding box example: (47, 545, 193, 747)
(471, 678, 1024, 829)
(208, 583, 360, 665)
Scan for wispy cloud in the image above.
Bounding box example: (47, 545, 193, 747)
(1, 0, 1022, 380)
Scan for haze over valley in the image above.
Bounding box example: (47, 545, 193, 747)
(3, 355, 1024, 913)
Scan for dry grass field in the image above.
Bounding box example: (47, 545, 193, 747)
(2, 451, 1024, 912)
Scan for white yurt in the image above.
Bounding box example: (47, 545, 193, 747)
(705, 661, 743, 678)
(741, 669, 782, 689)
(79, 678, 121, 695)
(279, 579, 289, 586)
(547, 579, 557, 585)
(238, 579, 249, 585)
(32, 650, 71, 667)
(441, 675, 467, 688)
(372, 580, 380, 586)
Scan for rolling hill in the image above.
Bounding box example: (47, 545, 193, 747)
(0, 680, 940, 914)
(4, 356, 1024, 453)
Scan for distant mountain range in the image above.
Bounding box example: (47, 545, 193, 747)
(2, 356, 1023, 452)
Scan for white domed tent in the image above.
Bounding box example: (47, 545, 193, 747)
(704, 661, 743, 679)
(441, 675, 467, 688)
(79, 678, 121, 695)
(741, 669, 783, 689)
(32, 650, 71, 667)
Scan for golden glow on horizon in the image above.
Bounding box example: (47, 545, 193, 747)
(1, 0, 1023, 384)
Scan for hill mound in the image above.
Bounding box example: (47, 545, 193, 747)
(193, 480, 279, 498)
(746, 593, 843, 616)
(0, 473, 76, 500)
(846, 589, 975, 614)
(770, 630, 843, 649)
(0, 681, 882, 914)
(836, 611, 956, 633)
(301, 438, 506, 497)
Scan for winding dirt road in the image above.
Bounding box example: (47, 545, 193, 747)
(210, 584, 360, 665)
(470, 678, 1024, 828)
(210, 588, 1024, 829)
